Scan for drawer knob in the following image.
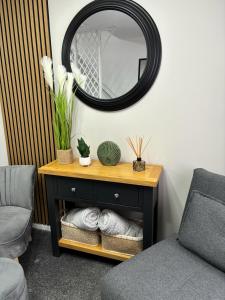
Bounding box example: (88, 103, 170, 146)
(114, 193, 120, 199)
(71, 187, 76, 193)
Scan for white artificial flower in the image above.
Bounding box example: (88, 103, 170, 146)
(56, 64, 67, 91)
(71, 63, 87, 90)
(65, 72, 74, 102)
(79, 74, 87, 90)
(71, 63, 81, 82)
(40, 56, 53, 90)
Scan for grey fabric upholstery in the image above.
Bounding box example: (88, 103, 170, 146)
(0, 207, 32, 258)
(101, 237, 225, 300)
(0, 166, 35, 210)
(179, 190, 225, 272)
(101, 169, 225, 299)
(0, 257, 28, 300)
(181, 168, 225, 222)
(0, 165, 35, 258)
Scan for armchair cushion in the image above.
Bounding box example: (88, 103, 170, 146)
(179, 190, 225, 272)
(0, 206, 32, 258)
(0, 257, 28, 300)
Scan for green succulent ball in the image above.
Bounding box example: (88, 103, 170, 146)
(97, 141, 121, 166)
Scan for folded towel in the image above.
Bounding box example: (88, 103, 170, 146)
(65, 207, 101, 231)
(99, 209, 143, 238)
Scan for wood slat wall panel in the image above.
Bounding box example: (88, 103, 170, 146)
(0, 0, 55, 224)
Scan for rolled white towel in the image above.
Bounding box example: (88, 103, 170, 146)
(99, 209, 143, 238)
(65, 207, 101, 231)
(126, 221, 143, 238)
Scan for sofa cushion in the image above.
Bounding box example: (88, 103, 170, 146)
(0, 206, 32, 258)
(101, 237, 225, 300)
(0, 257, 28, 300)
(182, 168, 225, 224)
(179, 190, 225, 272)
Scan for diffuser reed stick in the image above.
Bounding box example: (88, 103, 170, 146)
(127, 136, 151, 172)
(127, 136, 151, 159)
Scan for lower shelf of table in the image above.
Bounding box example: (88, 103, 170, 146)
(58, 238, 133, 261)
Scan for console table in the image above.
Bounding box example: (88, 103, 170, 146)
(38, 160, 162, 261)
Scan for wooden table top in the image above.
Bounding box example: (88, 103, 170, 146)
(38, 160, 162, 187)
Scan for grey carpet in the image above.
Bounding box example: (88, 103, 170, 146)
(20, 229, 116, 300)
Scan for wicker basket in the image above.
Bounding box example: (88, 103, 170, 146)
(61, 216, 100, 246)
(101, 233, 143, 255)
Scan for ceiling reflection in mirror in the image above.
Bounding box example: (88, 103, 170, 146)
(70, 10, 147, 99)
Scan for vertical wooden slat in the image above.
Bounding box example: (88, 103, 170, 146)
(0, 1, 14, 164)
(14, 0, 35, 165)
(4, 1, 25, 164)
(39, 0, 58, 223)
(10, 0, 31, 164)
(40, 0, 55, 160)
(19, 0, 42, 222)
(1, 3, 20, 164)
(0, 59, 12, 163)
(33, 0, 50, 223)
(35, 1, 55, 223)
(27, 0, 46, 224)
(0, 0, 55, 224)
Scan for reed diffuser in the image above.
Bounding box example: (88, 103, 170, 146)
(127, 136, 150, 172)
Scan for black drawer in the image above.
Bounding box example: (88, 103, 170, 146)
(56, 177, 93, 201)
(94, 181, 142, 208)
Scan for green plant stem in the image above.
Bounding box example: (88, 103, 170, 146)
(51, 89, 74, 150)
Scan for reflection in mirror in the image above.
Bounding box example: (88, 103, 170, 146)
(70, 10, 147, 99)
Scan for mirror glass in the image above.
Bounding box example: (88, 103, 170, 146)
(70, 10, 147, 99)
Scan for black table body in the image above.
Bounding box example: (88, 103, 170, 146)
(45, 175, 159, 257)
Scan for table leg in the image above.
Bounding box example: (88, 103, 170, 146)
(45, 176, 61, 256)
(153, 186, 158, 243)
(143, 186, 158, 249)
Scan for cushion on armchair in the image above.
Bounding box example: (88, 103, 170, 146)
(0, 165, 35, 210)
(0, 165, 35, 258)
(178, 169, 225, 272)
(0, 206, 32, 258)
(0, 257, 28, 300)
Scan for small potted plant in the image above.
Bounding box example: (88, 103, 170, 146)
(77, 138, 91, 166)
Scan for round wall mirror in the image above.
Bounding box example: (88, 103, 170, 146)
(62, 0, 161, 111)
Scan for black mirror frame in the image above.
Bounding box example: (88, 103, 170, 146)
(62, 0, 162, 111)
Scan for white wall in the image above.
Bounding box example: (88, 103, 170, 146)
(0, 106, 8, 166)
(48, 0, 225, 239)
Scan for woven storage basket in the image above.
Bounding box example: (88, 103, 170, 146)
(101, 233, 143, 255)
(61, 216, 100, 246)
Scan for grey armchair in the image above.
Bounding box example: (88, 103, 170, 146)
(0, 165, 36, 258)
(101, 168, 225, 299)
(0, 257, 28, 300)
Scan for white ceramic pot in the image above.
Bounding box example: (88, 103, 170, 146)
(79, 156, 91, 166)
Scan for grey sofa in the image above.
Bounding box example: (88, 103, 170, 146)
(101, 169, 225, 299)
(0, 165, 36, 258)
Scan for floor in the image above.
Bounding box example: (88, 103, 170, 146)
(20, 229, 116, 300)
